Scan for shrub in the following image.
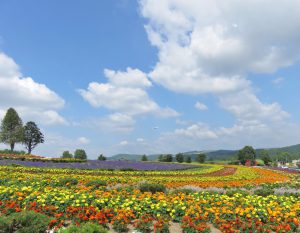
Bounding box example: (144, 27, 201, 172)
(139, 183, 166, 193)
(8, 210, 51, 233)
(254, 188, 275, 197)
(0, 215, 11, 233)
(58, 222, 108, 233)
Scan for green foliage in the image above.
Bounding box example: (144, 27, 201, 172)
(196, 153, 206, 163)
(184, 156, 192, 163)
(0, 149, 26, 155)
(0, 215, 10, 233)
(58, 222, 108, 233)
(260, 150, 272, 165)
(175, 153, 184, 163)
(61, 151, 73, 159)
(139, 183, 166, 193)
(97, 154, 106, 161)
(276, 152, 292, 163)
(74, 149, 87, 160)
(237, 146, 256, 165)
(141, 154, 148, 161)
(254, 188, 275, 197)
(0, 210, 51, 233)
(158, 154, 173, 162)
(23, 121, 44, 154)
(0, 108, 24, 152)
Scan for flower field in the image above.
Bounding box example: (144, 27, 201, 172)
(0, 164, 299, 232)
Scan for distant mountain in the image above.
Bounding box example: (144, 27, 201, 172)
(259, 144, 300, 158)
(108, 154, 143, 161)
(108, 144, 300, 161)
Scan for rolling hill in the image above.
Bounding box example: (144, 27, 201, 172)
(108, 144, 300, 161)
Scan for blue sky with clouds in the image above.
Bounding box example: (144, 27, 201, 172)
(0, 0, 300, 158)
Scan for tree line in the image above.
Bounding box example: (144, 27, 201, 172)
(0, 108, 44, 154)
(141, 153, 207, 163)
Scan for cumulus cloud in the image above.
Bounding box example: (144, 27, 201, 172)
(132, 0, 300, 151)
(0, 53, 67, 125)
(77, 137, 90, 145)
(119, 140, 129, 146)
(79, 67, 179, 118)
(195, 101, 208, 111)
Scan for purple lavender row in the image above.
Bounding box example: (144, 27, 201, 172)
(0, 159, 197, 170)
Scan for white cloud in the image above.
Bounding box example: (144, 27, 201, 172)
(77, 137, 90, 145)
(195, 101, 208, 111)
(174, 123, 218, 139)
(138, 0, 300, 148)
(219, 89, 289, 123)
(79, 67, 179, 118)
(272, 77, 284, 86)
(136, 138, 145, 142)
(0, 53, 67, 125)
(104, 67, 151, 88)
(119, 140, 129, 146)
(141, 0, 300, 86)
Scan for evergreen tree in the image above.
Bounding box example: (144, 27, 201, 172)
(141, 154, 148, 161)
(0, 108, 23, 152)
(98, 154, 107, 161)
(23, 121, 44, 154)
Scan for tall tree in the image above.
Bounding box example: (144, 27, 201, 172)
(74, 149, 87, 160)
(98, 154, 107, 161)
(237, 146, 256, 165)
(0, 108, 23, 152)
(141, 154, 148, 161)
(260, 150, 272, 165)
(196, 153, 206, 163)
(23, 121, 44, 154)
(175, 153, 184, 163)
(185, 156, 192, 163)
(61, 151, 73, 159)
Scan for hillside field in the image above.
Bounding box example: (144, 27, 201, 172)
(0, 162, 299, 232)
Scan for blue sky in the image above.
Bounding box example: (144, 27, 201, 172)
(0, 0, 300, 158)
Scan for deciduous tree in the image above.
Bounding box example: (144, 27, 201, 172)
(23, 121, 44, 154)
